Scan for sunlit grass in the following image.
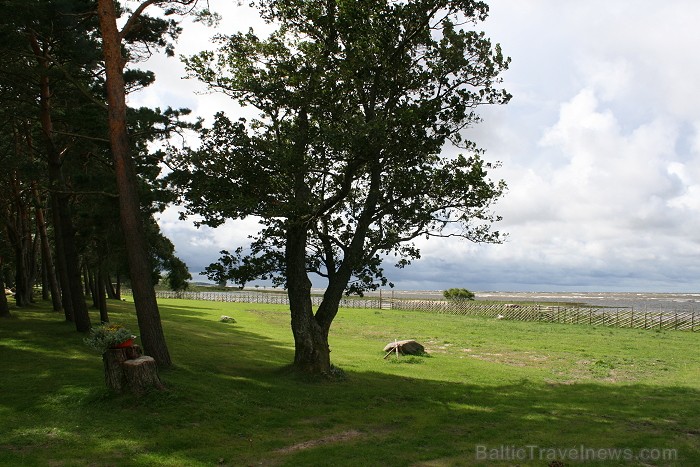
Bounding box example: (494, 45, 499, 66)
(1, 297, 698, 466)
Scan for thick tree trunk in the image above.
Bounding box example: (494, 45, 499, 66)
(97, 0, 171, 367)
(286, 224, 331, 374)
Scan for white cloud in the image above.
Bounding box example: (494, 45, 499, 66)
(143, 0, 700, 291)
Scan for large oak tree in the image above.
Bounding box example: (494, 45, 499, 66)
(173, 0, 511, 374)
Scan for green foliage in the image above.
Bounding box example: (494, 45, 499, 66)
(443, 287, 476, 301)
(172, 0, 511, 295)
(83, 323, 134, 353)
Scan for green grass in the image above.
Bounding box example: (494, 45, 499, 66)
(1, 298, 699, 466)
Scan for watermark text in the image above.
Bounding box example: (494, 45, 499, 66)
(475, 444, 678, 462)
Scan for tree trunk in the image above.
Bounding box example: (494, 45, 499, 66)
(49, 171, 88, 331)
(105, 273, 117, 300)
(286, 224, 331, 374)
(97, 0, 171, 367)
(30, 33, 90, 331)
(35, 198, 62, 311)
(41, 255, 49, 300)
(50, 196, 74, 322)
(97, 265, 108, 322)
(103, 346, 142, 392)
(86, 265, 97, 308)
(24, 122, 62, 311)
(8, 184, 37, 308)
(122, 356, 163, 395)
(84, 264, 92, 300)
(46, 140, 90, 331)
(0, 257, 10, 318)
(115, 273, 121, 300)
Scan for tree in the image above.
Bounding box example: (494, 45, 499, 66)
(443, 288, 476, 301)
(95, 0, 210, 366)
(1, 0, 101, 329)
(0, 255, 9, 318)
(0, 0, 194, 338)
(172, 0, 510, 374)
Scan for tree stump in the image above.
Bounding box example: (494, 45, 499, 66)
(102, 345, 162, 394)
(103, 348, 130, 392)
(122, 356, 164, 395)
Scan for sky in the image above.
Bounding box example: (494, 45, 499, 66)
(130, 0, 700, 292)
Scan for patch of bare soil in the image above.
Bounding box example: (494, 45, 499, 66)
(275, 429, 363, 454)
(466, 350, 550, 367)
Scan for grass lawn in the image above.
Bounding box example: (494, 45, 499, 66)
(1, 297, 698, 466)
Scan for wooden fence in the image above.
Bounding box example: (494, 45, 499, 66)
(391, 300, 699, 332)
(141, 289, 380, 309)
(124, 290, 699, 332)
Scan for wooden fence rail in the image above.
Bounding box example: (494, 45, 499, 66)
(123, 290, 698, 332)
(391, 300, 698, 332)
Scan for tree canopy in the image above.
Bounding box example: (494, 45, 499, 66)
(443, 288, 476, 301)
(0, 0, 195, 339)
(171, 0, 511, 373)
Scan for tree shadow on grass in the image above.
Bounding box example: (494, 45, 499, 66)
(2, 304, 699, 467)
(248, 371, 700, 466)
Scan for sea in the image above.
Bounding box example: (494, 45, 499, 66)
(352, 290, 700, 313)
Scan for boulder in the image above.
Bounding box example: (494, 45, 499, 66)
(383, 339, 425, 356)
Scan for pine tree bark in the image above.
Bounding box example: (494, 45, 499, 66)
(97, 0, 171, 367)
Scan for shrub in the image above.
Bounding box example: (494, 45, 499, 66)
(83, 323, 135, 353)
(443, 288, 475, 301)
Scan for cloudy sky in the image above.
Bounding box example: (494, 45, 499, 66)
(132, 0, 700, 292)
